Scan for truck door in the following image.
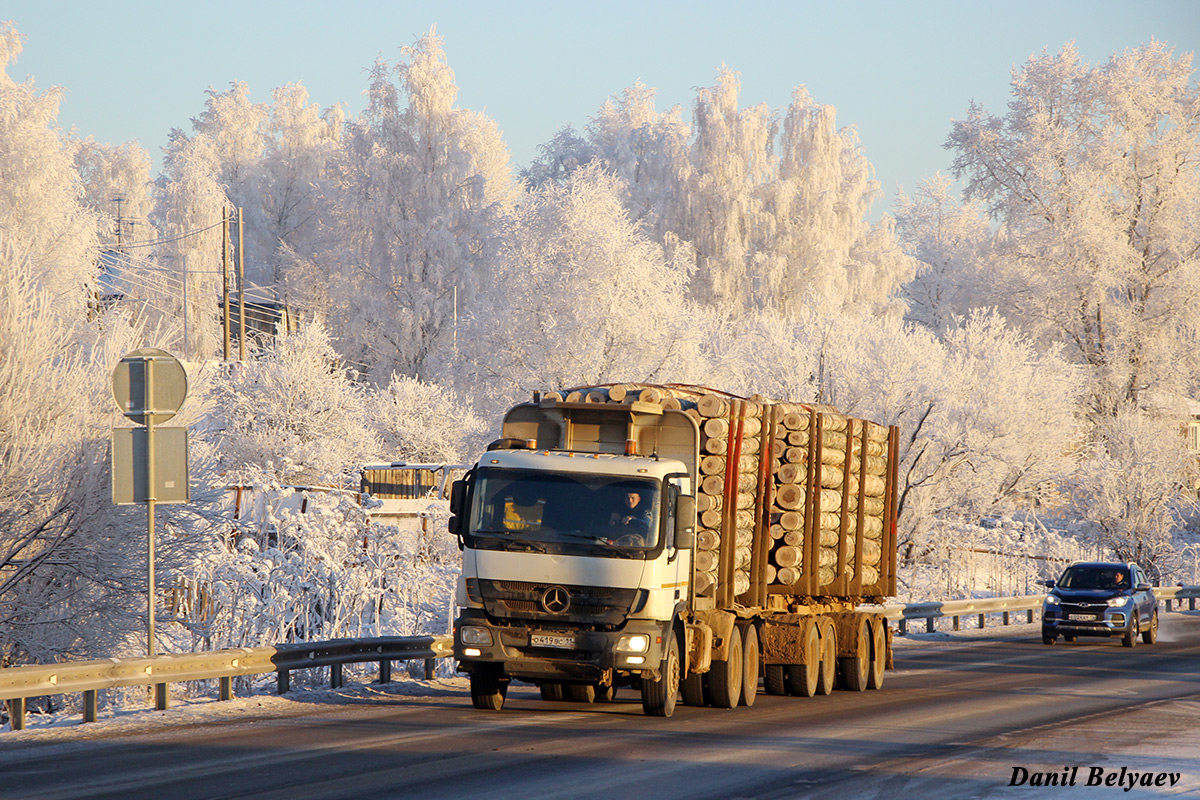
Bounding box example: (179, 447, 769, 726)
(665, 478, 692, 606)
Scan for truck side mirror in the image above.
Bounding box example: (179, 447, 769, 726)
(449, 479, 467, 516)
(674, 495, 697, 550)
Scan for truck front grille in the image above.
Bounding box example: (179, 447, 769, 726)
(479, 579, 637, 627)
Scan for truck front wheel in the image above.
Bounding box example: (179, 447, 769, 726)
(470, 664, 507, 710)
(641, 632, 681, 717)
(707, 629, 743, 709)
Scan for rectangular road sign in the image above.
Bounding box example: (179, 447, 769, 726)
(112, 427, 190, 505)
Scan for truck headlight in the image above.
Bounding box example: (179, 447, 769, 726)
(460, 626, 493, 646)
(616, 633, 650, 653)
(1107, 595, 1130, 607)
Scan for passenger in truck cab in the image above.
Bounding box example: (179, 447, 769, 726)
(500, 485, 543, 532)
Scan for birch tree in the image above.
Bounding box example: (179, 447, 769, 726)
(327, 27, 517, 380)
(945, 41, 1200, 420)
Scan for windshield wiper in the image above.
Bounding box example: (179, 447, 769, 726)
(555, 531, 631, 555)
(470, 531, 548, 553)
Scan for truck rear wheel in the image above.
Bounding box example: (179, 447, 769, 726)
(816, 621, 837, 696)
(470, 665, 507, 710)
(539, 682, 563, 701)
(786, 622, 820, 697)
(707, 629, 743, 709)
(866, 618, 886, 690)
(681, 670, 707, 706)
(838, 620, 871, 692)
(764, 665, 787, 696)
(739, 624, 759, 707)
(565, 683, 596, 703)
(642, 632, 680, 717)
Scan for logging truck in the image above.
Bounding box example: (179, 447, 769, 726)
(449, 384, 899, 716)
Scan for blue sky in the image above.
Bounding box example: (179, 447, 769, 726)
(6, 1, 1198, 215)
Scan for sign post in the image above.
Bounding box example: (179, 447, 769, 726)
(112, 348, 189, 662)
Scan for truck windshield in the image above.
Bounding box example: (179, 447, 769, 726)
(468, 467, 661, 557)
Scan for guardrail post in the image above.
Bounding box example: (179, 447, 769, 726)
(1027, 609, 1034, 624)
(379, 660, 391, 684)
(898, 619, 907, 635)
(154, 683, 168, 711)
(9, 697, 25, 731)
(424, 658, 434, 680)
(1191, 597, 1196, 611)
(978, 613, 986, 629)
(277, 669, 290, 694)
(926, 617, 935, 633)
(83, 690, 98, 723)
(331, 663, 343, 689)
(1166, 598, 1173, 611)
(952, 616, 960, 631)
(1003, 611, 1010, 626)
(219, 676, 232, 701)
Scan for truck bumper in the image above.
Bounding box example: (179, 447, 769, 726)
(454, 610, 669, 683)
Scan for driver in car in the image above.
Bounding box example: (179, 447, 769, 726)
(610, 490, 653, 544)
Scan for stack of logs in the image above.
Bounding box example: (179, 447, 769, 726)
(554, 384, 891, 599)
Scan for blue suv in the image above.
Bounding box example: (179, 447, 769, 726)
(1041, 561, 1158, 647)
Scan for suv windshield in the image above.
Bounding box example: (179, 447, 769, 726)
(468, 467, 661, 557)
(1058, 565, 1131, 590)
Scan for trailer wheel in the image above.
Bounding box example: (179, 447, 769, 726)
(641, 632, 680, 717)
(565, 683, 596, 703)
(469, 665, 507, 710)
(739, 625, 759, 707)
(764, 665, 787, 696)
(816, 621, 837, 696)
(786, 622, 820, 697)
(595, 681, 617, 703)
(838, 620, 871, 692)
(866, 618, 886, 690)
(538, 682, 563, 701)
(707, 629, 743, 709)
(681, 670, 707, 706)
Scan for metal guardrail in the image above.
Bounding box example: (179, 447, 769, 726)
(0, 634, 452, 731)
(882, 585, 1200, 635)
(2, 586, 1197, 732)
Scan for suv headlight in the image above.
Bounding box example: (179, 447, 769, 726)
(459, 625, 493, 646)
(616, 633, 651, 653)
(1107, 595, 1130, 607)
(1044, 594, 1060, 606)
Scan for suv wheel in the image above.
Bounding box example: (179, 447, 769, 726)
(1141, 609, 1158, 645)
(1122, 612, 1138, 648)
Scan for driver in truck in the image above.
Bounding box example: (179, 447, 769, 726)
(610, 488, 653, 543)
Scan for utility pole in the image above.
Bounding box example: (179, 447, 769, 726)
(222, 210, 231, 361)
(238, 207, 246, 361)
(112, 196, 126, 249)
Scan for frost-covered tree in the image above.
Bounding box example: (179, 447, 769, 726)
(372, 374, 489, 463)
(946, 41, 1200, 420)
(207, 322, 379, 485)
(451, 164, 696, 417)
(0, 23, 99, 316)
(74, 138, 154, 248)
(698, 302, 1081, 557)
(1071, 406, 1197, 573)
(676, 67, 776, 310)
(759, 87, 916, 318)
(258, 83, 343, 289)
(895, 174, 996, 332)
(326, 27, 517, 380)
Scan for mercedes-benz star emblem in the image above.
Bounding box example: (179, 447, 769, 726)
(541, 586, 571, 614)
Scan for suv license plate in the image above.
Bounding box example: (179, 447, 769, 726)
(1067, 614, 1095, 621)
(531, 634, 575, 649)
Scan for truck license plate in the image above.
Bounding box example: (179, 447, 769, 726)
(1067, 614, 1095, 621)
(531, 633, 575, 649)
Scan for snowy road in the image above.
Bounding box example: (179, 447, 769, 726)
(4, 612, 1200, 799)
